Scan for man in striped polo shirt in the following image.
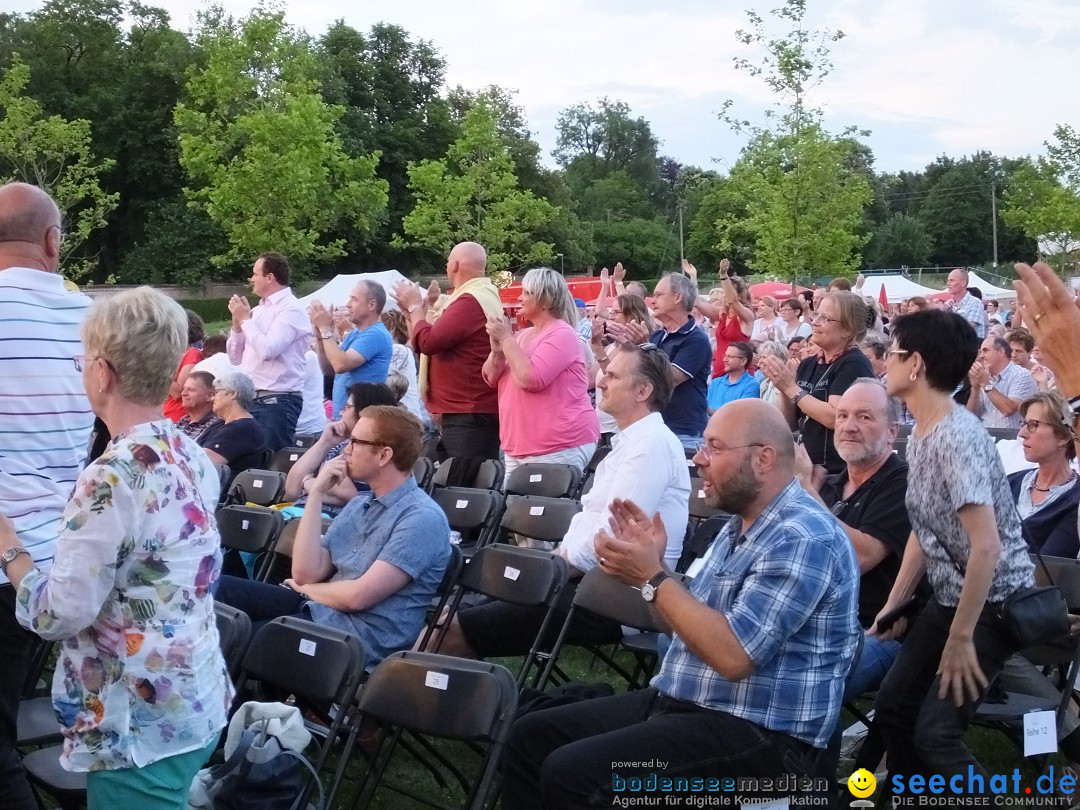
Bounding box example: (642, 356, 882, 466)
(0, 182, 93, 809)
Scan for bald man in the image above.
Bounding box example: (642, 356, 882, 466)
(0, 182, 94, 809)
(392, 242, 504, 460)
(944, 268, 987, 338)
(501, 400, 861, 809)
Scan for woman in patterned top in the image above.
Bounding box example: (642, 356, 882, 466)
(1, 287, 232, 810)
(870, 308, 1035, 790)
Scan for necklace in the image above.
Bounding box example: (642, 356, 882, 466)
(1032, 471, 1077, 493)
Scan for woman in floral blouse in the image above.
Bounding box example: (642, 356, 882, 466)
(1, 287, 232, 809)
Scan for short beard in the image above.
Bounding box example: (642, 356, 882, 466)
(837, 434, 891, 467)
(706, 459, 759, 514)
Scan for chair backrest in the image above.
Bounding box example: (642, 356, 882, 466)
(677, 513, 731, 573)
(569, 567, 671, 634)
(431, 457, 505, 491)
(505, 463, 581, 499)
(1034, 555, 1080, 610)
(499, 495, 581, 544)
(215, 505, 285, 555)
(214, 600, 253, 679)
(227, 468, 287, 506)
(292, 434, 319, 449)
(269, 447, 305, 474)
(417, 545, 466, 653)
(458, 545, 568, 607)
(431, 486, 505, 548)
(988, 427, 1019, 442)
(892, 438, 907, 462)
(413, 456, 436, 493)
(215, 464, 233, 504)
(239, 616, 366, 710)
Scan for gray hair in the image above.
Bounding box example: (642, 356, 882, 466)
(216, 370, 256, 410)
(849, 377, 901, 425)
(628, 345, 674, 413)
(522, 267, 578, 328)
(82, 286, 186, 406)
(861, 331, 889, 361)
(756, 340, 789, 363)
(663, 273, 698, 314)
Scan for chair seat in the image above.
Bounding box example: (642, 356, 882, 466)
(620, 632, 660, 656)
(22, 745, 87, 794)
(975, 691, 1058, 720)
(17, 696, 63, 746)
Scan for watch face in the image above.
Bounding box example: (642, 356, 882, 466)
(642, 583, 656, 602)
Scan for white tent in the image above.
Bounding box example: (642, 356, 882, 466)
(858, 274, 942, 305)
(298, 270, 410, 311)
(966, 271, 1014, 300)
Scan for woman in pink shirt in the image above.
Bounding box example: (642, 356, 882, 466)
(483, 267, 599, 481)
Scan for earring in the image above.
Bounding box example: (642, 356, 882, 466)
(908, 370, 918, 382)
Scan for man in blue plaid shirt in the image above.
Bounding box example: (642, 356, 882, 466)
(501, 399, 860, 809)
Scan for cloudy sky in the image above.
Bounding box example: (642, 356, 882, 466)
(15, 0, 1080, 174)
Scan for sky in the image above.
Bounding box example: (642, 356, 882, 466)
(13, 0, 1080, 174)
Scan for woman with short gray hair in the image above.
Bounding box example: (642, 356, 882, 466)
(197, 369, 268, 476)
(2, 286, 232, 808)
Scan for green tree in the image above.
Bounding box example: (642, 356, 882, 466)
(1003, 138, 1080, 268)
(175, 7, 388, 274)
(687, 176, 756, 271)
(717, 0, 871, 281)
(395, 101, 559, 273)
(591, 218, 676, 278)
(0, 56, 118, 279)
(866, 213, 933, 268)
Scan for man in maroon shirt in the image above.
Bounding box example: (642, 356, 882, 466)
(393, 242, 504, 459)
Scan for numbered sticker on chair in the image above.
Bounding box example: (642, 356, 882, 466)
(455, 499, 469, 509)
(241, 520, 250, 530)
(298, 639, 317, 657)
(1023, 710, 1057, 756)
(529, 506, 545, 516)
(290, 454, 300, 463)
(529, 474, 542, 482)
(252, 479, 263, 488)
(697, 489, 706, 499)
(503, 566, 521, 581)
(424, 671, 449, 691)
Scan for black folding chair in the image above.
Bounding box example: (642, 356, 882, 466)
(498, 495, 581, 546)
(226, 468, 287, 506)
(292, 434, 319, 449)
(577, 444, 613, 498)
(352, 651, 518, 810)
(235, 616, 366, 809)
(414, 456, 436, 493)
(538, 567, 673, 691)
(216, 504, 285, 581)
(505, 463, 581, 499)
(431, 486, 506, 551)
(426, 545, 568, 687)
(268, 447, 305, 474)
(214, 600, 253, 680)
(687, 477, 725, 530)
(418, 545, 466, 653)
(676, 513, 732, 574)
(431, 457, 505, 492)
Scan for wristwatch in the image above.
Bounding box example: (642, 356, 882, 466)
(0, 547, 30, 575)
(791, 390, 810, 407)
(320, 329, 335, 341)
(407, 303, 421, 314)
(983, 382, 994, 392)
(641, 571, 670, 602)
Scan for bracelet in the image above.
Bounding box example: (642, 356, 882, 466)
(1069, 395, 1080, 416)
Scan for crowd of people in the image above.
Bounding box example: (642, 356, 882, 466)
(3, 176, 1080, 809)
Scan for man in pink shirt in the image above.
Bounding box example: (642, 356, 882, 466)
(227, 252, 311, 451)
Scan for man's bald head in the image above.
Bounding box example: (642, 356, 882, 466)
(708, 399, 794, 468)
(0, 182, 62, 272)
(449, 242, 487, 279)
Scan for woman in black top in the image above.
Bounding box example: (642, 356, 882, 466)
(759, 290, 875, 481)
(197, 370, 269, 475)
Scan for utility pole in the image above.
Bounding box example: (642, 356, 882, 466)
(991, 180, 999, 267)
(556, 253, 564, 274)
(677, 200, 685, 263)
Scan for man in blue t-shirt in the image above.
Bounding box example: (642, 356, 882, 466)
(707, 341, 760, 412)
(310, 280, 393, 418)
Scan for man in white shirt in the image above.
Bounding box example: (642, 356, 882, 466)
(967, 335, 1039, 431)
(944, 268, 987, 339)
(433, 345, 690, 658)
(227, 252, 311, 451)
(0, 182, 93, 810)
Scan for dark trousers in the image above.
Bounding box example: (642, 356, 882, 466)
(874, 599, 1015, 792)
(0, 585, 40, 810)
(249, 393, 302, 453)
(500, 687, 821, 810)
(436, 413, 500, 461)
(215, 575, 309, 634)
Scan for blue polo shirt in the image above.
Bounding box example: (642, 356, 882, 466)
(650, 320, 711, 439)
(707, 371, 761, 411)
(331, 321, 393, 417)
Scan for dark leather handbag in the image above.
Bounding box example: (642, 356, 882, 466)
(999, 585, 1070, 648)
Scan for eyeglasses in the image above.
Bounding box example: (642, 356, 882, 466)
(73, 355, 114, 373)
(347, 437, 386, 452)
(212, 388, 233, 396)
(811, 313, 841, 325)
(830, 500, 847, 517)
(1019, 419, 1050, 433)
(694, 441, 764, 460)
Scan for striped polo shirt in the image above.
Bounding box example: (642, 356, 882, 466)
(0, 266, 93, 583)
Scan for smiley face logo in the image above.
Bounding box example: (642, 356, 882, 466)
(847, 768, 876, 798)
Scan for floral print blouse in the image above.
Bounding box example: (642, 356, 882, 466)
(16, 420, 233, 771)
